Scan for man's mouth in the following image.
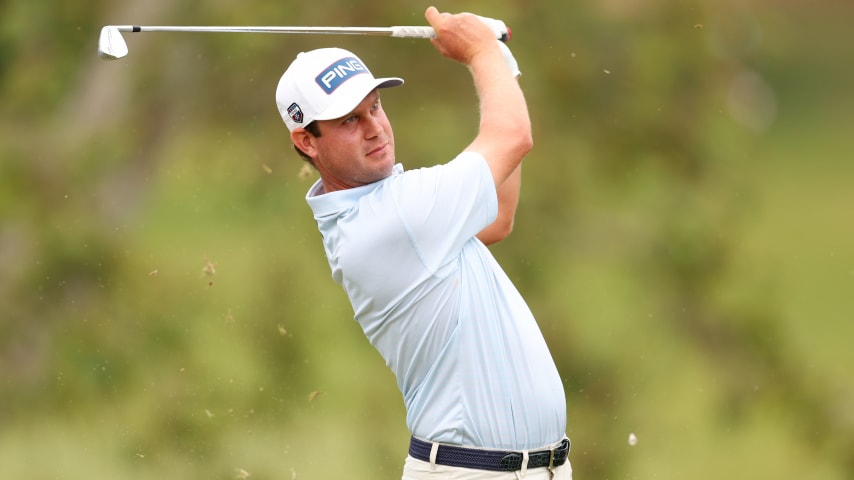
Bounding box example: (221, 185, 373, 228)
(367, 143, 387, 157)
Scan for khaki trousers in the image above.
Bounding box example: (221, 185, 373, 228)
(402, 455, 572, 480)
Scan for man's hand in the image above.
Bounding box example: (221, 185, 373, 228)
(425, 7, 520, 78)
(424, 7, 499, 66)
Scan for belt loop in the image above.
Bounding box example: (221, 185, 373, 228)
(429, 442, 439, 471)
(549, 447, 555, 470)
(520, 450, 529, 477)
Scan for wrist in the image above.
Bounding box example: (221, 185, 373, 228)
(467, 44, 506, 75)
(468, 42, 520, 78)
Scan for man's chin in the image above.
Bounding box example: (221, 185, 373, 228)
(374, 154, 395, 173)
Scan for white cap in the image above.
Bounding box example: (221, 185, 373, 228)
(275, 48, 404, 132)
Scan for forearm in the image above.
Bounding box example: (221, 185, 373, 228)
(465, 49, 533, 186)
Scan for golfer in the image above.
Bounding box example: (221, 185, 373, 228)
(275, 7, 570, 479)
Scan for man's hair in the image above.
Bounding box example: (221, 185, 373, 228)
(294, 121, 321, 165)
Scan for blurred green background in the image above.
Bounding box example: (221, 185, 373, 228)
(1, 0, 852, 478)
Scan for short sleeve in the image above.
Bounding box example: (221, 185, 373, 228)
(384, 152, 498, 272)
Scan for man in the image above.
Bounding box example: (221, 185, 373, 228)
(275, 6, 571, 479)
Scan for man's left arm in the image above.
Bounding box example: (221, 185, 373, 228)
(476, 163, 521, 245)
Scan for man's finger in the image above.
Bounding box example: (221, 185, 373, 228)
(424, 6, 442, 27)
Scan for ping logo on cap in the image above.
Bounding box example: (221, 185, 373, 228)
(316, 57, 368, 94)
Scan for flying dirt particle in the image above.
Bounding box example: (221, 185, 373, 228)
(278, 325, 288, 336)
(205, 409, 215, 418)
(203, 258, 216, 276)
(148, 269, 158, 276)
(307, 391, 324, 402)
(225, 309, 235, 324)
(628, 433, 638, 446)
(694, 24, 704, 29)
(236, 468, 251, 479)
(262, 163, 273, 174)
(298, 163, 314, 180)
(203, 257, 216, 286)
(603, 69, 611, 74)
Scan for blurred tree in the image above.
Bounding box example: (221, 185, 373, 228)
(1, 0, 852, 479)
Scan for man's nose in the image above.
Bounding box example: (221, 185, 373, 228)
(364, 115, 383, 138)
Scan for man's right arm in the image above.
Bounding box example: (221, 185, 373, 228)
(425, 7, 533, 243)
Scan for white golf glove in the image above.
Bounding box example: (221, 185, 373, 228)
(497, 40, 521, 78)
(473, 14, 521, 78)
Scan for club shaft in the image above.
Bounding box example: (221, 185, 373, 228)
(109, 25, 436, 38)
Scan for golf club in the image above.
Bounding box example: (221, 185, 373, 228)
(98, 22, 511, 60)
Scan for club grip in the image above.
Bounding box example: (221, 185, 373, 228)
(390, 23, 510, 42)
(390, 26, 436, 39)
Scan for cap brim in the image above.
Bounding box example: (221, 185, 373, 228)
(314, 76, 404, 121)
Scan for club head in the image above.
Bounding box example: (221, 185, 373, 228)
(98, 26, 128, 60)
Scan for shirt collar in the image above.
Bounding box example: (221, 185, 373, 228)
(306, 163, 404, 216)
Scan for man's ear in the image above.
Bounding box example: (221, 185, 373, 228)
(291, 128, 317, 159)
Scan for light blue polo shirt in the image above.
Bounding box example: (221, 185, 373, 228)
(306, 152, 566, 450)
